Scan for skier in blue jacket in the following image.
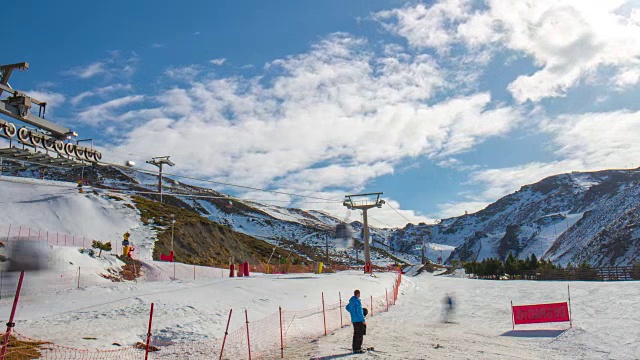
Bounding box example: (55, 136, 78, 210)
(345, 289, 366, 353)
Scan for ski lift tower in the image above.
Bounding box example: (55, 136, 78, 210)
(343, 192, 384, 274)
(146, 156, 175, 204)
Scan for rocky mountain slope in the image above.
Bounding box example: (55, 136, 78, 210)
(5, 161, 640, 267)
(389, 169, 640, 266)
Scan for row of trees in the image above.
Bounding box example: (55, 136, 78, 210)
(461, 253, 597, 278)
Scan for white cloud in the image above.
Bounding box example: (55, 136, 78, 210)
(75, 95, 144, 124)
(65, 62, 107, 79)
(164, 65, 202, 81)
(376, 0, 640, 102)
(210, 58, 226, 66)
(64, 52, 139, 79)
(151, 43, 163, 48)
(440, 108, 640, 217)
(26, 90, 65, 106)
(93, 34, 519, 226)
(70, 84, 133, 106)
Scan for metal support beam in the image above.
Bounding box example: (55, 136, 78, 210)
(146, 156, 175, 203)
(343, 192, 384, 274)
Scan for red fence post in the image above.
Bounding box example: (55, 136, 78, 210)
(322, 292, 327, 336)
(279, 306, 284, 358)
(0, 271, 25, 360)
(219, 309, 232, 360)
(339, 292, 343, 328)
(56, 232, 59, 245)
(144, 303, 154, 360)
(245, 309, 252, 360)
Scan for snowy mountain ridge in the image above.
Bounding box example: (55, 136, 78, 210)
(390, 169, 640, 266)
(4, 164, 640, 266)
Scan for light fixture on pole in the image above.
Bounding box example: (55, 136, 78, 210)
(343, 192, 384, 274)
(76, 138, 93, 181)
(170, 214, 176, 262)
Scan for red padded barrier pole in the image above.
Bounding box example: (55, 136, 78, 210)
(219, 309, 232, 360)
(144, 302, 154, 360)
(0, 271, 24, 360)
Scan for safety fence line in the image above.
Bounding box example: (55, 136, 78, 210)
(0, 271, 402, 359)
(0, 223, 124, 253)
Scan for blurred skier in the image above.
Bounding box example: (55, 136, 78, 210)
(442, 292, 455, 323)
(346, 289, 366, 353)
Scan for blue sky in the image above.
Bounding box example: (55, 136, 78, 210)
(5, 0, 640, 227)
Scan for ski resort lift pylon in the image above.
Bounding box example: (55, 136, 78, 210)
(0, 62, 102, 167)
(343, 192, 384, 274)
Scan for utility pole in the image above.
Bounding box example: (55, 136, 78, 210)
(343, 192, 384, 274)
(146, 156, 175, 204)
(325, 233, 329, 264)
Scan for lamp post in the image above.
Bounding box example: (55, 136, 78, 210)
(170, 214, 175, 261)
(76, 138, 93, 181)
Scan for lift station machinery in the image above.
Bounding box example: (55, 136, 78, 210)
(0, 62, 102, 169)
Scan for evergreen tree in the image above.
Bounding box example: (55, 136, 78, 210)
(504, 252, 518, 275)
(529, 253, 539, 270)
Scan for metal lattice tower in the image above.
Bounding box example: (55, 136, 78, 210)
(343, 192, 384, 274)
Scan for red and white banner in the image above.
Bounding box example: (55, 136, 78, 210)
(512, 302, 570, 325)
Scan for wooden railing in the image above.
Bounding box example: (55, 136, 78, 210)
(521, 266, 640, 281)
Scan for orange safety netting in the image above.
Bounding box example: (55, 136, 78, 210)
(0, 271, 402, 359)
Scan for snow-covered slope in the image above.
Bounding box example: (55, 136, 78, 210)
(6, 164, 640, 267)
(0, 176, 156, 260)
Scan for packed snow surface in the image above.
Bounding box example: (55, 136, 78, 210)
(1, 249, 638, 360)
(307, 273, 640, 359)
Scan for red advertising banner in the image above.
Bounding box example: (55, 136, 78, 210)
(512, 302, 570, 325)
